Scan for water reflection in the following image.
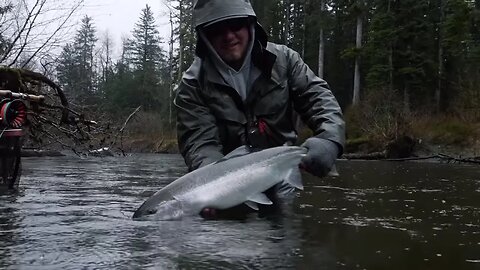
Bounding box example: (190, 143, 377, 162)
(0, 155, 478, 269)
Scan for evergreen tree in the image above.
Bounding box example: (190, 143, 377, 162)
(286, 0, 306, 55)
(102, 37, 135, 113)
(364, 0, 395, 93)
(56, 43, 77, 94)
(439, 0, 474, 111)
(56, 15, 97, 105)
(325, 0, 358, 107)
(73, 15, 98, 103)
(175, 0, 196, 81)
(125, 4, 167, 112)
(62, 0, 477, 123)
(252, 0, 288, 44)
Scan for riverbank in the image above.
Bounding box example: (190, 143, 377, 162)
(20, 140, 480, 165)
(21, 112, 480, 162)
(106, 132, 480, 163)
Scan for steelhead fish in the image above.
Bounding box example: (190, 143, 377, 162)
(132, 145, 307, 220)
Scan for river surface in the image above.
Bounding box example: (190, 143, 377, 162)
(0, 154, 479, 270)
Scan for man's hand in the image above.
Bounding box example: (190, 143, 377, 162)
(300, 137, 339, 177)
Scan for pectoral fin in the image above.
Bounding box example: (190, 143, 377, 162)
(247, 193, 273, 205)
(284, 168, 304, 190)
(245, 201, 259, 210)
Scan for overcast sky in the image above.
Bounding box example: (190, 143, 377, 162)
(79, 0, 171, 54)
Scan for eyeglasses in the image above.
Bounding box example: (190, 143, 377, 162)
(203, 18, 250, 37)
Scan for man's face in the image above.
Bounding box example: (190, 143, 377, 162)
(204, 18, 250, 69)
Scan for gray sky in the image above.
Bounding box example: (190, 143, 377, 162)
(80, 0, 171, 53)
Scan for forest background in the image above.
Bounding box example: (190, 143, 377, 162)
(1, 0, 479, 157)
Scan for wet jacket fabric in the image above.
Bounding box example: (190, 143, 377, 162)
(174, 35, 345, 171)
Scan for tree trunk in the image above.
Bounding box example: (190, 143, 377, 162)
(352, 13, 363, 105)
(388, 0, 393, 92)
(435, 0, 445, 112)
(168, 10, 175, 126)
(317, 0, 325, 78)
(177, 2, 184, 83)
(300, 1, 306, 57)
(404, 83, 410, 114)
(284, 0, 288, 44)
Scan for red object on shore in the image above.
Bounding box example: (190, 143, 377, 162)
(1, 129, 24, 137)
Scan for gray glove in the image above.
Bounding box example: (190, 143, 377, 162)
(300, 137, 339, 177)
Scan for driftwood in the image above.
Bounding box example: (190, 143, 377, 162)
(343, 151, 386, 160)
(344, 152, 480, 165)
(434, 154, 480, 164)
(21, 149, 65, 157)
(343, 135, 480, 164)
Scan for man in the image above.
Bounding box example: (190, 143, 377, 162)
(174, 0, 345, 216)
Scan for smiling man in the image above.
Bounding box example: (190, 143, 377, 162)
(174, 0, 345, 216)
(202, 17, 251, 69)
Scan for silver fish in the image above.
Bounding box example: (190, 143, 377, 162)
(132, 145, 307, 220)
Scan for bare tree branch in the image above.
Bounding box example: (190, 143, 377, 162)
(0, 0, 85, 67)
(0, 0, 42, 63)
(8, 0, 46, 66)
(20, 0, 84, 68)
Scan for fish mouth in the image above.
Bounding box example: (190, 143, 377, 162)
(132, 207, 157, 219)
(133, 199, 185, 220)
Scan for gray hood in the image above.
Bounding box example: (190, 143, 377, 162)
(193, 0, 256, 28)
(193, 0, 269, 58)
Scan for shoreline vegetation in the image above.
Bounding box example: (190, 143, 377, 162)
(22, 110, 480, 165)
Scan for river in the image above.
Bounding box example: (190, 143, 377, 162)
(0, 154, 479, 269)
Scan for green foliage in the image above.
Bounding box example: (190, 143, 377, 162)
(442, 0, 471, 56)
(341, 46, 363, 59)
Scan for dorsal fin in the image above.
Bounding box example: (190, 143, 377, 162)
(215, 145, 253, 163)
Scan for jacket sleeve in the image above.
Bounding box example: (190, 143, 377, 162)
(174, 69, 224, 171)
(285, 47, 346, 156)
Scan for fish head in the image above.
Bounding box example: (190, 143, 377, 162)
(133, 198, 186, 220)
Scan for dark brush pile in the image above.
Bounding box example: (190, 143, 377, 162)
(0, 67, 112, 155)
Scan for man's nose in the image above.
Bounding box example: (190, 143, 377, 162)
(220, 28, 236, 40)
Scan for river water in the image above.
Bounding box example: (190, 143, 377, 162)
(0, 154, 479, 270)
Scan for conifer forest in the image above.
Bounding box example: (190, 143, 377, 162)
(1, 0, 479, 154)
